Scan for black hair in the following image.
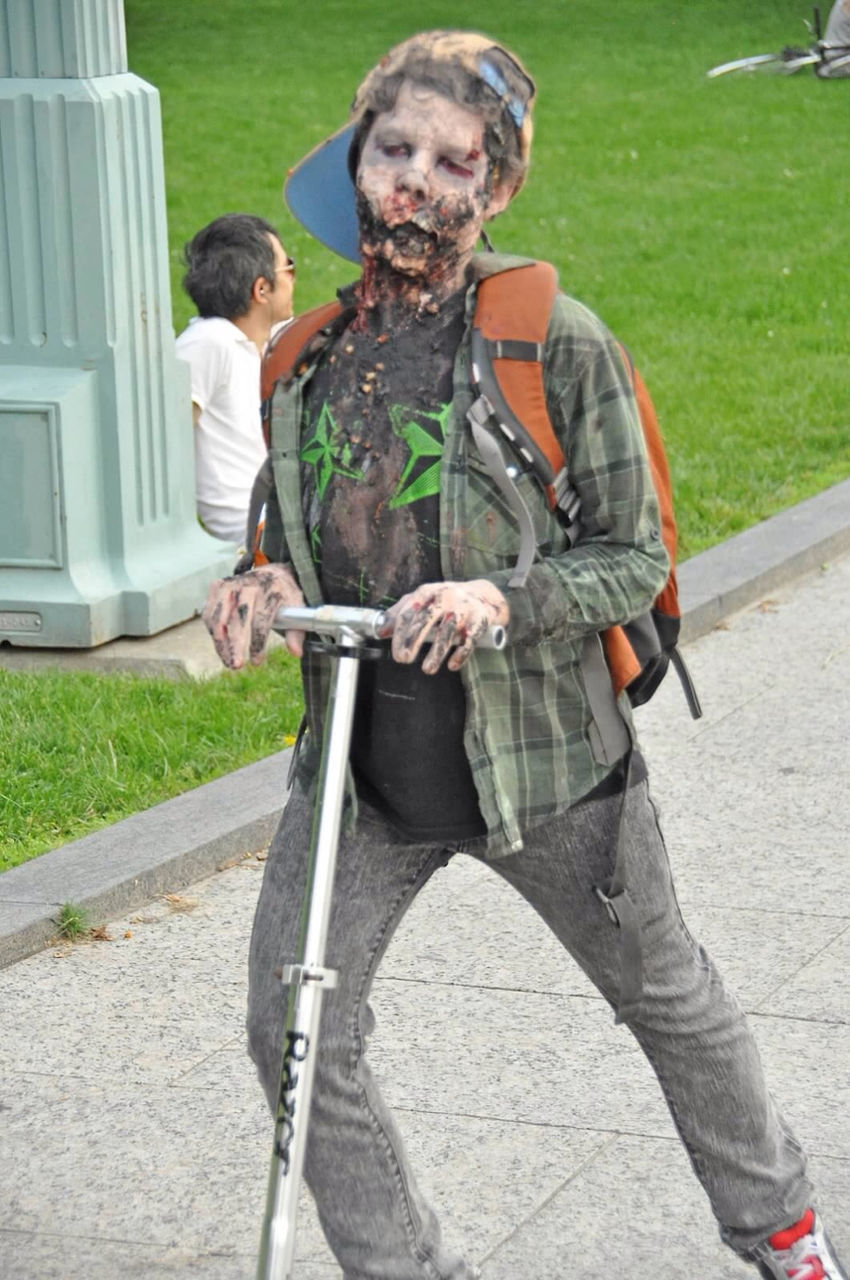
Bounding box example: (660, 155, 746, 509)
(181, 213, 280, 319)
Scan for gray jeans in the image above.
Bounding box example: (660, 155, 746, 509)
(247, 779, 810, 1278)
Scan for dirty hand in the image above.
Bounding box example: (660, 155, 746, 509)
(202, 564, 305, 669)
(382, 580, 509, 675)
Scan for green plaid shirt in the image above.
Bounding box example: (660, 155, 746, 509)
(263, 254, 669, 857)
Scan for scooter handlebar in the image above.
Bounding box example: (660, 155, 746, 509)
(273, 604, 506, 651)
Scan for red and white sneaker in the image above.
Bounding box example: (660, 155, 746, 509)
(754, 1209, 848, 1280)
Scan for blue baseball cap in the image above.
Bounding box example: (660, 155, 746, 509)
(285, 123, 360, 264)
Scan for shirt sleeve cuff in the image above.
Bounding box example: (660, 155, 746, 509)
(486, 566, 562, 643)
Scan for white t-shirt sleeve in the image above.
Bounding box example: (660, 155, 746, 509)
(176, 324, 230, 415)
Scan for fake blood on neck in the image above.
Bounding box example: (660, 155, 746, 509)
(353, 191, 478, 330)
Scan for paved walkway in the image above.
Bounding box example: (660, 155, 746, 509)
(2, 550, 850, 1278)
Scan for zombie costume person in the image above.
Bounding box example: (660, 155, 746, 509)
(203, 31, 847, 1280)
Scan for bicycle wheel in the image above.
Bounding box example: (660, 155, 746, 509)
(707, 48, 820, 78)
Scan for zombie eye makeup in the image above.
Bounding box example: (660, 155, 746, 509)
(440, 157, 475, 178)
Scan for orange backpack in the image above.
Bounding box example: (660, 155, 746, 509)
(259, 261, 700, 720)
(466, 260, 700, 719)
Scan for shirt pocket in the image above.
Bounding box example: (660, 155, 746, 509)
(462, 450, 563, 568)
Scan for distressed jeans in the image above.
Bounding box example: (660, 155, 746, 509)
(247, 779, 810, 1279)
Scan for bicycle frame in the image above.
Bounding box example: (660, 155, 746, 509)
(706, 5, 850, 77)
(706, 50, 821, 77)
(255, 604, 505, 1280)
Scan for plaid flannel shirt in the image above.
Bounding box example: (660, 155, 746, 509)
(262, 253, 669, 857)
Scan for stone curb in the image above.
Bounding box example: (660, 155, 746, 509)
(2, 476, 849, 968)
(0, 751, 291, 967)
(676, 478, 850, 644)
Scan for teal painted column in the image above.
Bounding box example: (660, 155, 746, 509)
(0, 0, 234, 647)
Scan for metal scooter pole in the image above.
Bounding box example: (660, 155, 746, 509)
(255, 605, 506, 1280)
(256, 606, 384, 1280)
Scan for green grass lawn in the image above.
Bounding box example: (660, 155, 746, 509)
(5, 1, 849, 867)
(0, 650, 302, 871)
(127, 0, 850, 556)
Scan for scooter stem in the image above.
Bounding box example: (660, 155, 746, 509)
(256, 604, 505, 1278)
(257, 616, 369, 1280)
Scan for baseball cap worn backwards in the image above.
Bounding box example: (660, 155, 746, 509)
(285, 30, 536, 263)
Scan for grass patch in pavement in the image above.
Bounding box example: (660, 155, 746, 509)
(54, 903, 90, 941)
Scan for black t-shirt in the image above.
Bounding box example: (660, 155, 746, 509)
(300, 292, 486, 841)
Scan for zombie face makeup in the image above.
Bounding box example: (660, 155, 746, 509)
(355, 82, 512, 296)
(284, 32, 535, 263)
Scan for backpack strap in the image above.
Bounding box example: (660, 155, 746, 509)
(470, 262, 580, 523)
(466, 400, 538, 589)
(260, 301, 344, 442)
(236, 303, 344, 572)
(593, 745, 644, 1022)
(467, 264, 582, 589)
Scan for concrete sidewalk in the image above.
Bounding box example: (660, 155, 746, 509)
(1, 485, 850, 1278)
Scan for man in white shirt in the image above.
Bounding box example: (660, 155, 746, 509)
(176, 213, 295, 544)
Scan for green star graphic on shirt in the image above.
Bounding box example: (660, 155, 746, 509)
(387, 402, 451, 510)
(300, 403, 363, 498)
